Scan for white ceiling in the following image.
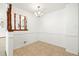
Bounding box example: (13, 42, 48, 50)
(12, 3, 67, 14)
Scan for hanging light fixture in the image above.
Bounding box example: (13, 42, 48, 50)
(34, 6, 44, 17)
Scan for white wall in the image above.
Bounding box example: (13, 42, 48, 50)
(38, 3, 78, 55)
(39, 9, 66, 34)
(38, 8, 66, 47)
(0, 38, 6, 56)
(78, 4, 79, 53)
(64, 4, 78, 54)
(0, 3, 7, 56)
(13, 32, 38, 49)
(0, 3, 7, 37)
(78, 4, 79, 52)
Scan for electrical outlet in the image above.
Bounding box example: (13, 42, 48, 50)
(24, 41, 27, 44)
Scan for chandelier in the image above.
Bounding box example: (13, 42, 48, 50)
(34, 6, 44, 17)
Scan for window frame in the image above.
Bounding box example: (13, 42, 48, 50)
(7, 4, 27, 32)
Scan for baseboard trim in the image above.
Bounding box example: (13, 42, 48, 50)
(66, 49, 78, 55)
(13, 40, 38, 50)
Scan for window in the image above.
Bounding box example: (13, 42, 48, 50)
(7, 4, 27, 32)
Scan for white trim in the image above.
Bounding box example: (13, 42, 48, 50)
(66, 49, 78, 55)
(13, 40, 38, 50)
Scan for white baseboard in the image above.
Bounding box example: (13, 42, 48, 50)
(13, 40, 38, 50)
(66, 49, 78, 55)
(40, 40, 78, 55)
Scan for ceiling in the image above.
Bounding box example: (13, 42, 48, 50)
(12, 3, 67, 14)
